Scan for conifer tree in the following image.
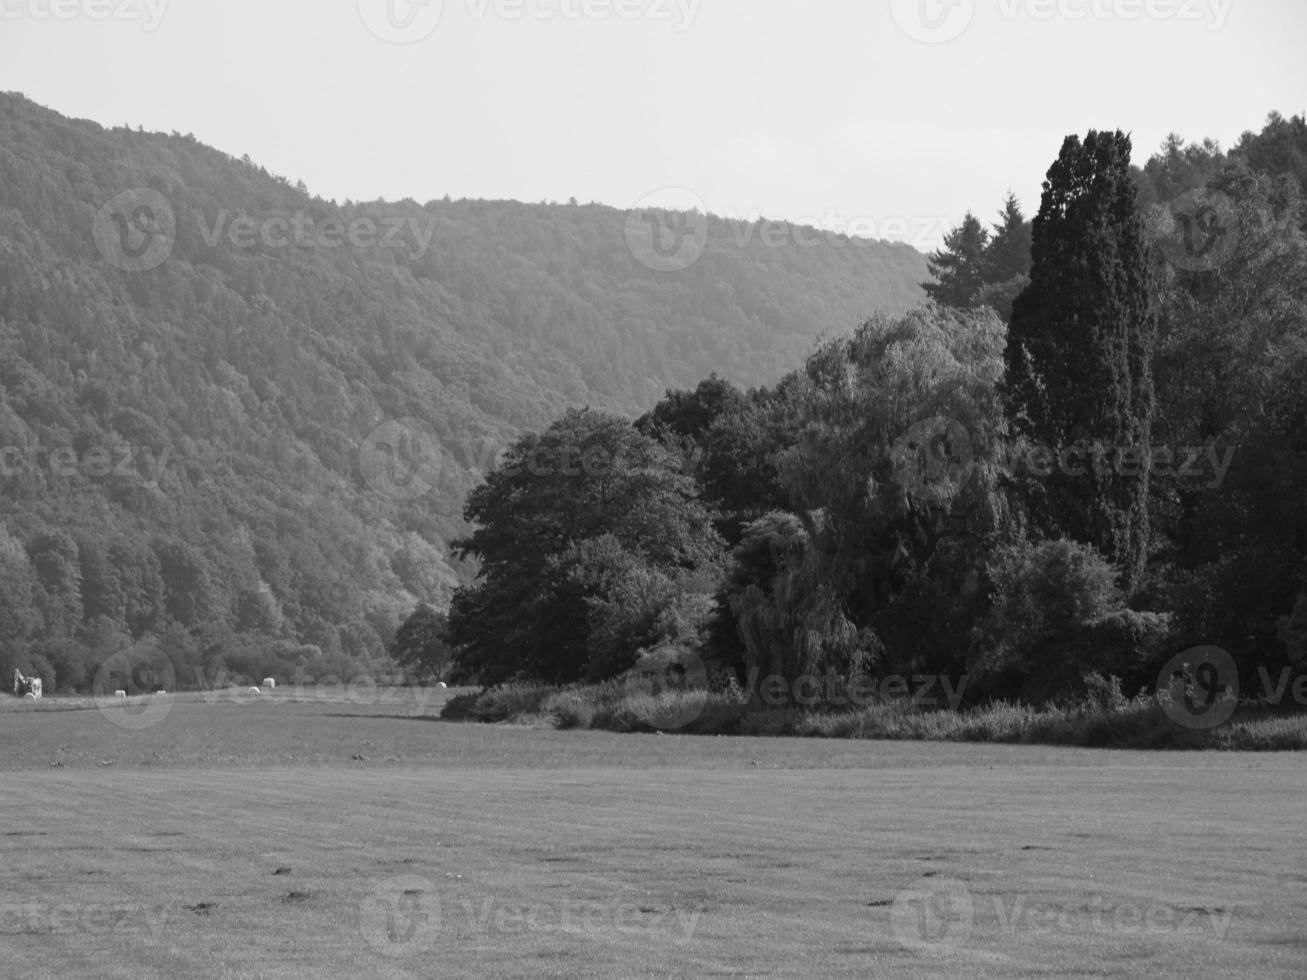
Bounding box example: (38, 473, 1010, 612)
(922, 212, 990, 307)
(1004, 131, 1156, 590)
(983, 191, 1033, 284)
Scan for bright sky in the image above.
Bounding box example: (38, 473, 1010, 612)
(1, 0, 1303, 250)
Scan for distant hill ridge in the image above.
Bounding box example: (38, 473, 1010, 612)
(0, 91, 927, 677)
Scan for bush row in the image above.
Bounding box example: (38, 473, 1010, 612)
(440, 683, 1307, 750)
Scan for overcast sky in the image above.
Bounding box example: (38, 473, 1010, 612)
(2, 0, 1303, 249)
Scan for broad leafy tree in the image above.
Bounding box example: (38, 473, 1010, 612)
(390, 603, 452, 680)
(447, 409, 723, 685)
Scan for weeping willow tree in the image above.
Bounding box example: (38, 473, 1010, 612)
(722, 305, 1011, 702)
(727, 511, 880, 697)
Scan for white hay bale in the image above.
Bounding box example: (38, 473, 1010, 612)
(262, 678, 276, 689)
(115, 690, 127, 699)
(437, 682, 447, 689)
(248, 687, 261, 695)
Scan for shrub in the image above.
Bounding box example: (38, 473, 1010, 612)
(980, 538, 1170, 701)
(435, 676, 1307, 750)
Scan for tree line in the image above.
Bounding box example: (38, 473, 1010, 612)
(420, 114, 1307, 709)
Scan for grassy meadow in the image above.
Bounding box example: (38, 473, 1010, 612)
(2, 690, 1305, 978)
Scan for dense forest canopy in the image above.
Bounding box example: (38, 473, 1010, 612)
(0, 92, 928, 693)
(443, 114, 1307, 711)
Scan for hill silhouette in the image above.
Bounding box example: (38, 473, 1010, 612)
(0, 92, 927, 684)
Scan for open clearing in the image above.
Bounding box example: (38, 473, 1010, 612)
(2, 695, 1305, 978)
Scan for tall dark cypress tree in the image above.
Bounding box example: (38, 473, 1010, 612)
(1004, 131, 1156, 590)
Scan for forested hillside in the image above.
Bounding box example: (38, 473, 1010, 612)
(0, 92, 928, 691)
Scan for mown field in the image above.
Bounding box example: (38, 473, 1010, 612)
(2, 692, 1305, 978)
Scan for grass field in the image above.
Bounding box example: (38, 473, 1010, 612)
(3, 692, 1305, 978)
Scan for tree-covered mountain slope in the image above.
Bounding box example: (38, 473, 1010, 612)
(0, 92, 927, 683)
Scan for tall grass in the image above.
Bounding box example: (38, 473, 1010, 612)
(441, 682, 1307, 750)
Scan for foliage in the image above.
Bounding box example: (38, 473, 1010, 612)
(1235, 111, 1307, 222)
(921, 212, 989, 307)
(769, 304, 1009, 680)
(978, 538, 1171, 701)
(438, 675, 1307, 751)
(446, 409, 723, 685)
(6, 91, 1306, 713)
(921, 193, 1033, 318)
(1004, 130, 1156, 590)
(389, 603, 452, 680)
(1142, 154, 1307, 673)
(983, 192, 1034, 285)
(0, 92, 923, 689)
